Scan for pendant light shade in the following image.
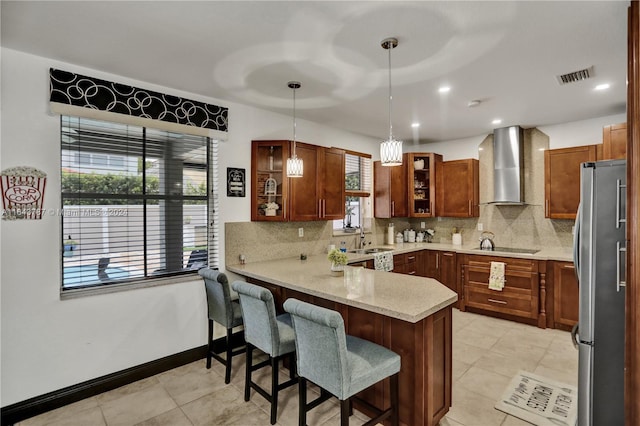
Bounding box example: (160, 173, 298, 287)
(380, 37, 403, 166)
(286, 81, 303, 178)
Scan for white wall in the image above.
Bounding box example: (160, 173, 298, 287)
(0, 48, 379, 406)
(408, 113, 627, 160)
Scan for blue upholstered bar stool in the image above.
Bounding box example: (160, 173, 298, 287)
(198, 268, 244, 384)
(231, 281, 298, 425)
(283, 298, 400, 426)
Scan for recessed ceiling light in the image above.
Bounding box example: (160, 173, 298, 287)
(438, 86, 451, 93)
(411, 122, 420, 128)
(595, 83, 610, 91)
(492, 119, 502, 125)
(467, 100, 481, 107)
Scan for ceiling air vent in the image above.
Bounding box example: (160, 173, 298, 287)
(556, 66, 594, 85)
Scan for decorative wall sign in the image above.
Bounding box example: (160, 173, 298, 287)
(1, 166, 47, 220)
(227, 168, 245, 197)
(49, 68, 228, 132)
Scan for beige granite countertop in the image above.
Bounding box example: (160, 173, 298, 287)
(227, 254, 458, 323)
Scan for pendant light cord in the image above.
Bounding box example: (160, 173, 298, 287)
(388, 43, 393, 141)
(292, 85, 297, 157)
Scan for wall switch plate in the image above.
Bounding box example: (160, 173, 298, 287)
(298, 228, 304, 237)
(421, 222, 426, 229)
(477, 223, 483, 231)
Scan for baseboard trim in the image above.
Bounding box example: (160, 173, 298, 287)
(1, 345, 207, 426)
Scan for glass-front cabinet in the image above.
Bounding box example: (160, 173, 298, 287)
(407, 153, 442, 218)
(251, 140, 290, 221)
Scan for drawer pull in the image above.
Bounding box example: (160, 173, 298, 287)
(488, 298, 507, 305)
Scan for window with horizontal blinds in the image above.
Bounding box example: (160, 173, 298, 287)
(334, 151, 372, 231)
(61, 116, 215, 291)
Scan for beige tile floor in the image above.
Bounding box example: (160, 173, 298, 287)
(17, 309, 578, 426)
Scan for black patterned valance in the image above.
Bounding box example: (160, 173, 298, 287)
(49, 68, 227, 132)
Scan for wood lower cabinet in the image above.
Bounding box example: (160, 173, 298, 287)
(552, 261, 579, 331)
(544, 145, 597, 219)
(602, 122, 627, 160)
(460, 254, 544, 326)
(393, 251, 418, 275)
(374, 160, 408, 218)
(424, 250, 458, 308)
(247, 277, 452, 426)
(436, 159, 479, 217)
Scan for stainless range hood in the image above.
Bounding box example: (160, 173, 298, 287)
(491, 126, 525, 205)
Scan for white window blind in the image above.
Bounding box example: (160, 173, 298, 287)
(61, 116, 213, 291)
(334, 150, 372, 231)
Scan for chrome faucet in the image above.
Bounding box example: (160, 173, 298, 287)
(358, 227, 367, 249)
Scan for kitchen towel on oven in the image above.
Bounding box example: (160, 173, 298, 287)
(374, 251, 394, 272)
(489, 261, 505, 291)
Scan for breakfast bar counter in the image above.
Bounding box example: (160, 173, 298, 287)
(228, 254, 457, 426)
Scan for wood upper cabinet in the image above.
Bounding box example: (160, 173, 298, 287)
(552, 261, 579, 331)
(251, 140, 290, 221)
(251, 140, 344, 222)
(289, 143, 345, 221)
(602, 122, 627, 160)
(544, 145, 597, 219)
(436, 159, 479, 217)
(374, 160, 408, 218)
(407, 153, 442, 217)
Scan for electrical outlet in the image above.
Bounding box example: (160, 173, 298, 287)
(477, 223, 484, 231)
(421, 222, 426, 229)
(298, 227, 304, 237)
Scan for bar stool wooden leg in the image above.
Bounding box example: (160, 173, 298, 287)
(390, 373, 399, 426)
(224, 327, 233, 383)
(206, 319, 213, 369)
(339, 399, 350, 426)
(298, 377, 307, 426)
(270, 356, 279, 425)
(244, 344, 253, 401)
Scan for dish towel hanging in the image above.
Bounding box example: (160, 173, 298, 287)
(489, 261, 506, 291)
(374, 252, 394, 272)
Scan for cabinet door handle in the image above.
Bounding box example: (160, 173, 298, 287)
(468, 200, 472, 216)
(436, 253, 439, 269)
(545, 199, 549, 217)
(283, 197, 287, 219)
(407, 256, 416, 261)
(391, 201, 395, 217)
(617, 241, 627, 291)
(488, 298, 507, 305)
(319, 199, 323, 218)
(323, 199, 326, 217)
(562, 264, 575, 270)
(430, 201, 433, 215)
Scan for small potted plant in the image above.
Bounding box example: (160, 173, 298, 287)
(260, 201, 279, 216)
(343, 204, 356, 232)
(327, 248, 348, 275)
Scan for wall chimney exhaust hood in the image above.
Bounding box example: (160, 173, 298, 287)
(490, 126, 525, 205)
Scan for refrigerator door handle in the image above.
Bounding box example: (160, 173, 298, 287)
(617, 241, 627, 291)
(571, 323, 579, 349)
(573, 204, 581, 281)
(616, 178, 627, 229)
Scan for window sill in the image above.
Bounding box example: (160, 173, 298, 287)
(60, 272, 202, 300)
(331, 228, 372, 237)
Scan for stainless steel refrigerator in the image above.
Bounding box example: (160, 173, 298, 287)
(572, 159, 626, 426)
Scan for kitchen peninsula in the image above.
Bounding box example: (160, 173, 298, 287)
(228, 253, 458, 426)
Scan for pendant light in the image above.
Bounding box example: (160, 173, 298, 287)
(380, 37, 403, 166)
(286, 81, 303, 178)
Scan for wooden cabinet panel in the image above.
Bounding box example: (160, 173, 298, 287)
(440, 252, 457, 295)
(407, 153, 442, 217)
(436, 159, 479, 217)
(374, 160, 408, 218)
(251, 140, 290, 221)
(544, 145, 597, 219)
(252, 141, 345, 222)
(461, 254, 540, 323)
(289, 142, 320, 221)
(603, 122, 627, 160)
(552, 261, 579, 330)
(319, 147, 346, 220)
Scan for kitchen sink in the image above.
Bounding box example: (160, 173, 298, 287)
(348, 247, 394, 254)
